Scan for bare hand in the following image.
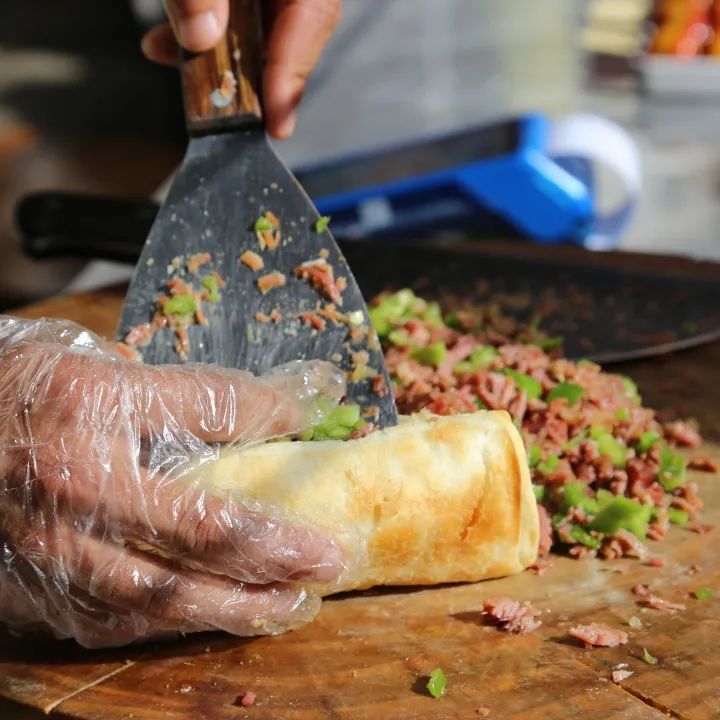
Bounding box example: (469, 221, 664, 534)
(141, 0, 342, 139)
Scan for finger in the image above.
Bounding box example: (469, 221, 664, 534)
(64, 530, 320, 637)
(141, 23, 180, 65)
(139, 360, 345, 445)
(29, 434, 346, 585)
(163, 0, 229, 52)
(264, 0, 342, 138)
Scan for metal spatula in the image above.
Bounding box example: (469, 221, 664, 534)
(116, 0, 397, 428)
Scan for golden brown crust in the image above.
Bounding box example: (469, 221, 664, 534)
(197, 411, 539, 593)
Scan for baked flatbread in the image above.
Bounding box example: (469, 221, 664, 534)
(198, 410, 539, 592)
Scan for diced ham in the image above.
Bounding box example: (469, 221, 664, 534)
(569, 623, 628, 648)
(637, 594, 686, 612)
(124, 322, 153, 347)
(300, 312, 327, 331)
(187, 252, 211, 273)
(257, 271, 286, 294)
(688, 456, 718, 473)
(664, 420, 702, 447)
(240, 690, 256, 707)
(536, 504, 553, 557)
(294, 260, 343, 304)
(240, 250, 265, 271)
(482, 597, 542, 634)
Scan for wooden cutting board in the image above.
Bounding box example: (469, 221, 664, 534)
(1, 288, 719, 720)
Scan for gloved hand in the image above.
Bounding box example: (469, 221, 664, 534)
(141, 0, 342, 139)
(0, 316, 347, 648)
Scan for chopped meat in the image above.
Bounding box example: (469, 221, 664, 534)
(209, 270, 226, 288)
(124, 322, 153, 347)
(569, 623, 628, 648)
(646, 557, 664, 568)
(688, 456, 718, 473)
(612, 669, 634, 683)
(167, 277, 193, 296)
(537, 504, 553, 557)
(336, 276, 347, 292)
(239, 690, 256, 708)
(194, 305, 208, 326)
(256, 211, 281, 250)
(527, 558, 554, 576)
(482, 597, 542, 634)
(637, 594, 686, 612)
(174, 326, 190, 360)
(187, 252, 211, 273)
(632, 584, 650, 598)
(256, 309, 282, 324)
(300, 312, 327, 331)
(372, 375, 389, 398)
(240, 250, 265, 271)
(688, 522, 714, 534)
(664, 420, 702, 447)
(257, 271, 286, 294)
(294, 259, 343, 304)
(115, 342, 142, 362)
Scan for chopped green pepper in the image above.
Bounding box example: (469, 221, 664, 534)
(562, 482, 599, 514)
(502, 369, 542, 399)
(546, 382, 585, 405)
(641, 648, 658, 665)
(314, 216, 331, 233)
(589, 496, 652, 539)
(595, 489, 615, 509)
(528, 445, 542, 468)
(615, 407, 630, 422)
(444, 311, 462, 329)
(411, 342, 447, 366)
(387, 329, 411, 347)
(636, 430, 662, 453)
(368, 289, 419, 337)
(658, 445, 686, 491)
(453, 346, 498, 374)
(306, 403, 363, 442)
(667, 507, 689, 525)
(537, 453, 560, 476)
(589, 425, 608, 440)
(426, 668, 447, 699)
(532, 483, 546, 502)
(596, 432, 628, 468)
(421, 301, 443, 325)
(693, 586, 712, 600)
(620, 376, 642, 405)
(563, 430, 588, 451)
(201, 275, 221, 302)
(163, 294, 197, 316)
(255, 215, 274, 232)
(566, 524, 602, 549)
(536, 336, 564, 351)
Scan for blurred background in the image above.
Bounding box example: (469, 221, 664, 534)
(1, 0, 720, 308)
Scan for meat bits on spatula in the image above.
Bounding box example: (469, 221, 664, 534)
(116, 0, 397, 429)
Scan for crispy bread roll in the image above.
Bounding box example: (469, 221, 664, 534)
(200, 410, 539, 592)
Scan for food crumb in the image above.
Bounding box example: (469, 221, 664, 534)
(318, 248, 329, 259)
(179, 685, 193, 694)
(239, 250, 264, 271)
(257, 271, 286, 294)
(688, 456, 718, 472)
(612, 669, 633, 683)
(568, 623, 628, 647)
(235, 690, 256, 708)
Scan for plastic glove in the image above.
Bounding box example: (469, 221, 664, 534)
(0, 316, 347, 648)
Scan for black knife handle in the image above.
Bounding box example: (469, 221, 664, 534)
(16, 192, 159, 264)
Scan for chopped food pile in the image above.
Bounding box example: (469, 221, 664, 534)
(118, 253, 225, 361)
(370, 288, 715, 560)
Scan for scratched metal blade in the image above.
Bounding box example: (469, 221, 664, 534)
(117, 131, 397, 428)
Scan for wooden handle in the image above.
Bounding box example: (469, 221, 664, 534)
(180, 0, 264, 135)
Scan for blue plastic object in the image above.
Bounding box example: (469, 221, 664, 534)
(293, 114, 597, 245)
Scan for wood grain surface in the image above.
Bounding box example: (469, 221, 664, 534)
(1, 288, 719, 720)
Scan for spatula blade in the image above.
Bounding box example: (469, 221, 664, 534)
(117, 130, 397, 429)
